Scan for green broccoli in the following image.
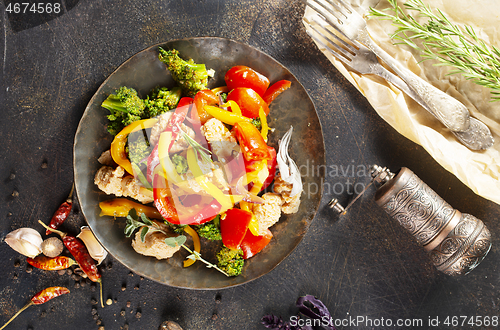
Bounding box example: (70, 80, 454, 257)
(193, 215, 221, 241)
(251, 117, 262, 131)
(145, 86, 182, 117)
(101, 86, 146, 135)
(171, 154, 188, 174)
(217, 246, 244, 277)
(126, 133, 151, 166)
(158, 47, 214, 97)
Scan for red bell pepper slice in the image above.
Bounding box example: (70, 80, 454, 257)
(194, 89, 218, 124)
(146, 98, 193, 182)
(240, 228, 273, 259)
(233, 121, 271, 162)
(220, 208, 253, 250)
(226, 87, 269, 118)
(152, 173, 221, 225)
(244, 146, 277, 191)
(224, 65, 270, 97)
(262, 80, 291, 104)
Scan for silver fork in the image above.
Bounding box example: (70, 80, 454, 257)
(305, 16, 494, 150)
(305, 0, 494, 150)
(305, 0, 471, 133)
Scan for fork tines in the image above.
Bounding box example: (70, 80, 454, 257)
(305, 8, 357, 66)
(306, 0, 352, 23)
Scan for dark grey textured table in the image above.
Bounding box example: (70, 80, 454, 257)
(1, 1, 499, 329)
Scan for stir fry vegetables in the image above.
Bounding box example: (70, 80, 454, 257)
(95, 47, 299, 277)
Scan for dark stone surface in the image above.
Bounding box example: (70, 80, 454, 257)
(1, 0, 498, 329)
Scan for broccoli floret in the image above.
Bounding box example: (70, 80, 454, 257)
(145, 86, 182, 117)
(158, 47, 213, 97)
(126, 133, 151, 166)
(102, 86, 146, 135)
(217, 246, 244, 277)
(165, 222, 187, 234)
(219, 92, 228, 103)
(251, 117, 262, 131)
(171, 154, 188, 174)
(193, 216, 221, 241)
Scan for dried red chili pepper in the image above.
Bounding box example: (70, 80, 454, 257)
(0, 286, 70, 330)
(38, 221, 103, 308)
(46, 184, 74, 235)
(27, 255, 77, 271)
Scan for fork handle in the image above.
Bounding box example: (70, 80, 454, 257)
(366, 38, 470, 132)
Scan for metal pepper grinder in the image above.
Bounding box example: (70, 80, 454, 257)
(330, 165, 492, 276)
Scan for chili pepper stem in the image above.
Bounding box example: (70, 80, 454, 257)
(38, 220, 67, 239)
(0, 301, 34, 330)
(67, 183, 75, 202)
(98, 279, 104, 308)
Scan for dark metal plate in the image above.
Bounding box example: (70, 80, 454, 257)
(73, 37, 325, 289)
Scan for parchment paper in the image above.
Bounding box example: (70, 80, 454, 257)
(303, 0, 500, 205)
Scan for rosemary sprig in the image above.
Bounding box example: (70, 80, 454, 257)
(369, 0, 500, 101)
(125, 209, 229, 277)
(177, 123, 212, 163)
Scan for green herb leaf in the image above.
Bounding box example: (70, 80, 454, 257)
(140, 226, 149, 243)
(140, 212, 154, 226)
(164, 237, 178, 247)
(175, 235, 187, 246)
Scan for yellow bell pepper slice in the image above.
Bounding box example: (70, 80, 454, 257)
(211, 86, 229, 95)
(183, 225, 201, 267)
(203, 105, 251, 126)
(99, 198, 162, 219)
(221, 100, 242, 116)
(157, 131, 184, 184)
(110, 118, 158, 175)
(186, 148, 233, 210)
(259, 107, 269, 142)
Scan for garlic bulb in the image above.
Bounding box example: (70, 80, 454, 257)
(77, 226, 107, 264)
(5, 228, 43, 258)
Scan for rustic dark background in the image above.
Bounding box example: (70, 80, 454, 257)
(1, 0, 499, 329)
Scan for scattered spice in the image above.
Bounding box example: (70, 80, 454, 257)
(106, 299, 113, 306)
(39, 221, 104, 308)
(41, 237, 64, 258)
(27, 256, 76, 271)
(0, 287, 70, 330)
(11, 190, 19, 197)
(135, 312, 142, 319)
(46, 184, 74, 235)
(159, 321, 184, 330)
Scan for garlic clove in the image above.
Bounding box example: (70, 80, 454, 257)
(277, 126, 303, 197)
(5, 228, 43, 258)
(77, 226, 107, 265)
